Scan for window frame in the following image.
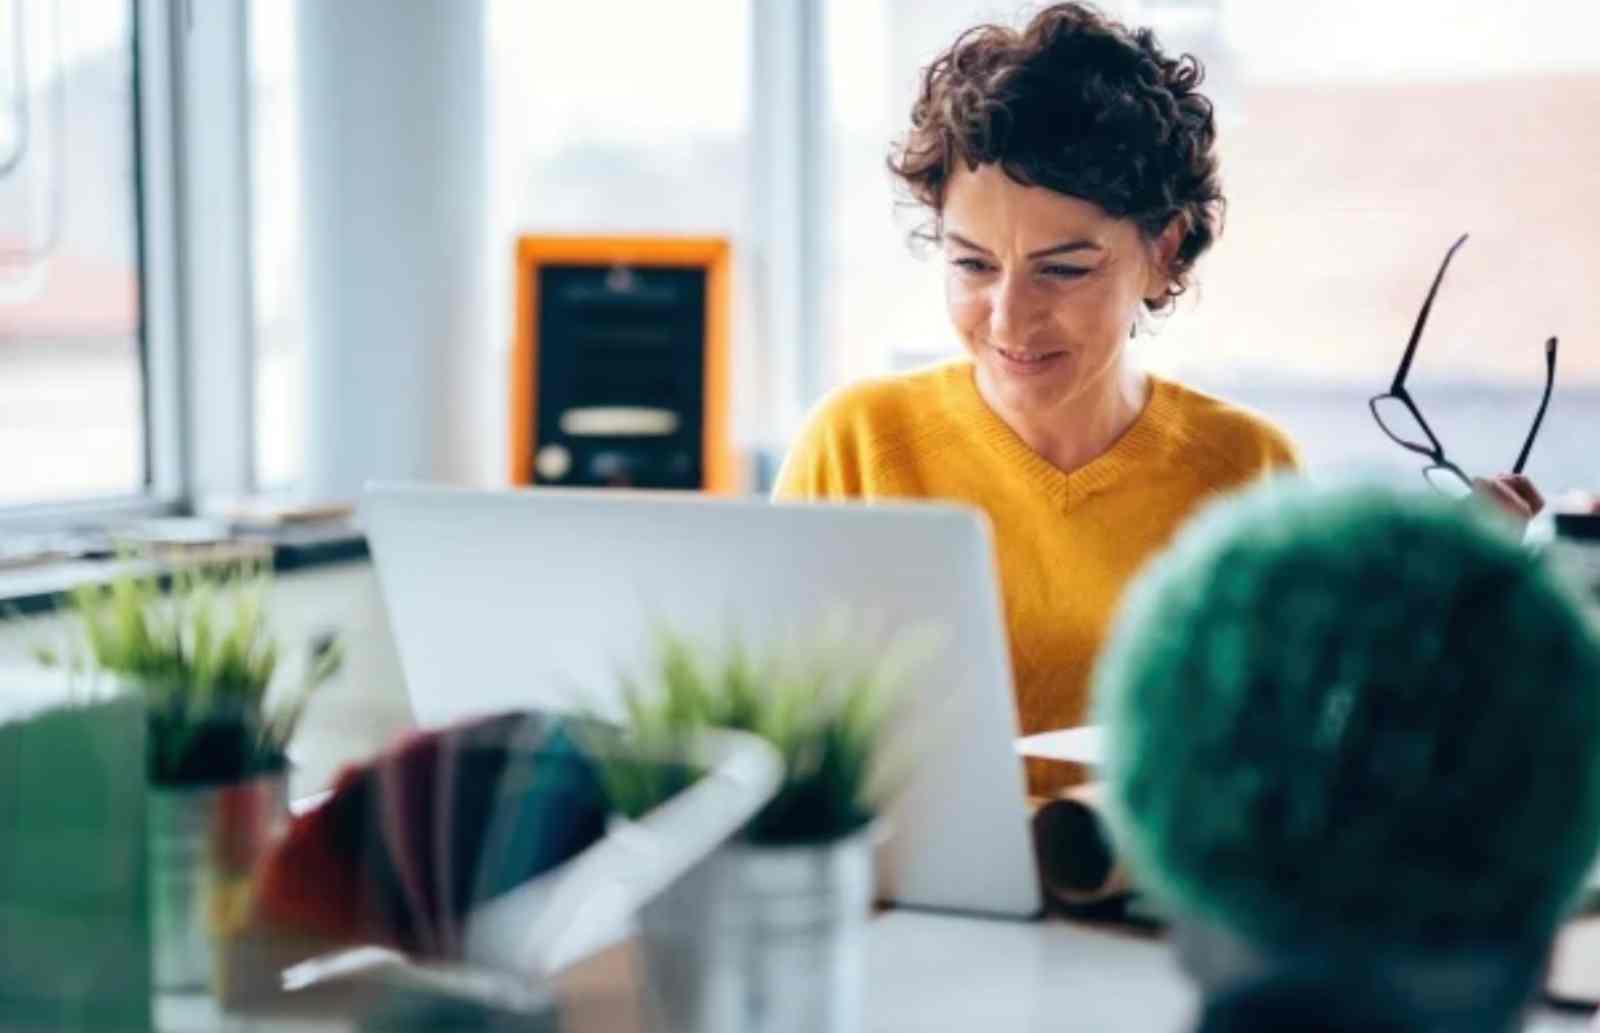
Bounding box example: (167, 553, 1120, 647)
(749, 0, 830, 445)
(0, 0, 259, 530)
(168, 0, 256, 508)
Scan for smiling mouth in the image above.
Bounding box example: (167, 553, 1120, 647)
(993, 346, 1066, 367)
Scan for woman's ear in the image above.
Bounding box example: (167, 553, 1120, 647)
(1144, 217, 1186, 304)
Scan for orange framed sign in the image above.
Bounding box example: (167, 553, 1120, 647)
(510, 235, 738, 494)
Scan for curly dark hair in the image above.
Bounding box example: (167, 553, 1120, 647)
(889, 2, 1224, 313)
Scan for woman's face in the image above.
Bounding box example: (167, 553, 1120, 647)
(942, 164, 1172, 418)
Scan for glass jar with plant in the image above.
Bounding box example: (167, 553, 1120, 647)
(37, 555, 342, 993)
(39, 556, 341, 785)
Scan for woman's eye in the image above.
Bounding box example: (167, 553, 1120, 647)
(1041, 264, 1091, 280)
(951, 257, 993, 273)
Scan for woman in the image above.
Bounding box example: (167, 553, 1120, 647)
(772, 2, 1538, 799)
(775, 3, 1293, 797)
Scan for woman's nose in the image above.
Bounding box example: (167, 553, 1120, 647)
(989, 274, 1035, 349)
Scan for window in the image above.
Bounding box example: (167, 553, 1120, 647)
(823, 0, 1011, 390)
(0, 0, 145, 507)
(250, 0, 305, 489)
(486, 1, 748, 236)
(486, 0, 754, 442)
(240, 1, 756, 496)
(824, 0, 1600, 494)
(1148, 0, 1600, 494)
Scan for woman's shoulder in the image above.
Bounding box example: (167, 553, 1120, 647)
(797, 358, 969, 441)
(773, 359, 971, 500)
(1153, 376, 1303, 474)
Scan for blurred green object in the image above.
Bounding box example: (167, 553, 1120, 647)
(1096, 481, 1600, 956)
(0, 693, 151, 1031)
(588, 621, 917, 846)
(37, 557, 341, 785)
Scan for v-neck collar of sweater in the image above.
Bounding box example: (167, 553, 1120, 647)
(952, 360, 1183, 509)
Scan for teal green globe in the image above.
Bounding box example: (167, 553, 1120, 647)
(1096, 481, 1600, 954)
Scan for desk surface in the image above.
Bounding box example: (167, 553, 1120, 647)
(551, 910, 1201, 1033)
(560, 911, 1599, 1033)
(159, 911, 1596, 1033)
(866, 912, 1588, 1033)
(865, 911, 1191, 1031)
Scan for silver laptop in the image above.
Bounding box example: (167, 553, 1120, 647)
(362, 483, 1042, 919)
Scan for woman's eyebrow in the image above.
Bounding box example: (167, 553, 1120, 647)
(1028, 240, 1103, 259)
(942, 231, 1103, 259)
(943, 231, 992, 254)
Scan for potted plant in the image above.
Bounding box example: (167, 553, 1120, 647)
(37, 554, 342, 993)
(585, 620, 919, 1033)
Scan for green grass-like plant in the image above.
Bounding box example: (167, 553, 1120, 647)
(35, 556, 342, 785)
(588, 619, 923, 846)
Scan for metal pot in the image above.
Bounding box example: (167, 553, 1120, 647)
(637, 826, 876, 1033)
(146, 770, 287, 993)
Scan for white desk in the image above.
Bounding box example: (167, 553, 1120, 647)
(565, 910, 1593, 1033)
(865, 911, 1192, 1031)
(875, 911, 1596, 1033)
(155, 911, 1595, 1032)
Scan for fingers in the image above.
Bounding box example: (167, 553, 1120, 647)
(1499, 473, 1545, 515)
(1472, 476, 1535, 525)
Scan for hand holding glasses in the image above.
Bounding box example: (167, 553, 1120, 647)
(1369, 233, 1558, 497)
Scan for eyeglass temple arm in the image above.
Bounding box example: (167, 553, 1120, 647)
(1405, 395, 1451, 458)
(1393, 233, 1470, 392)
(1512, 337, 1558, 475)
(1373, 389, 1449, 459)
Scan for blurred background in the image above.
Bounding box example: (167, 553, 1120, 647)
(2, 0, 1597, 509)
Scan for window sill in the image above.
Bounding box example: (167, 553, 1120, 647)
(0, 525, 369, 617)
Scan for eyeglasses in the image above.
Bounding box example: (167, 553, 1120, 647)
(1369, 233, 1558, 497)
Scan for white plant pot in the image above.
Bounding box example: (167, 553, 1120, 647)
(637, 826, 876, 1033)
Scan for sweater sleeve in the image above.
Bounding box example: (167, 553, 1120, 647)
(771, 387, 871, 501)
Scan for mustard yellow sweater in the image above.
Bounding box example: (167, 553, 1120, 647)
(773, 359, 1300, 797)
